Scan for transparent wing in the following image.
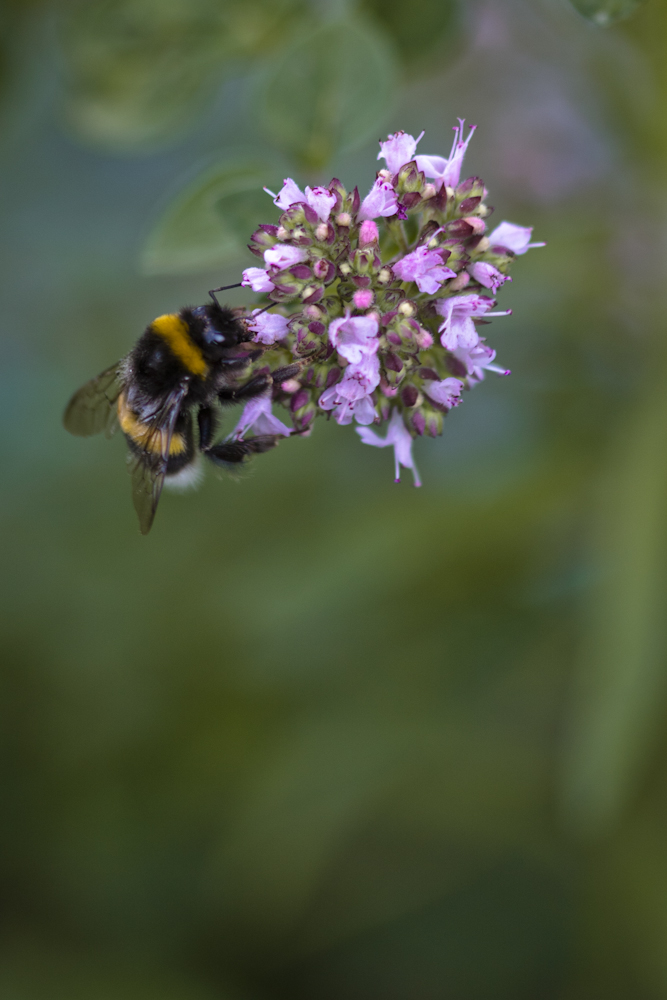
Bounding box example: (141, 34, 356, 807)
(63, 362, 123, 438)
(127, 379, 191, 535)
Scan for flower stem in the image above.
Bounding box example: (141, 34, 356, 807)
(387, 219, 409, 255)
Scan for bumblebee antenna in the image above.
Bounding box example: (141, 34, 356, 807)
(209, 283, 243, 307)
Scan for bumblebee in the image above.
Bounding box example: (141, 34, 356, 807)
(64, 290, 297, 534)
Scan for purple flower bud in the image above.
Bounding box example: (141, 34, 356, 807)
(290, 264, 312, 280)
(414, 327, 433, 349)
(401, 384, 419, 408)
(313, 258, 336, 283)
(401, 192, 422, 210)
(280, 378, 301, 393)
(445, 219, 475, 239)
(359, 219, 379, 246)
(448, 272, 470, 292)
(463, 216, 486, 234)
(290, 389, 309, 412)
(325, 366, 342, 388)
(411, 411, 426, 436)
(249, 226, 279, 255)
(353, 289, 374, 310)
(457, 176, 484, 197)
(459, 196, 481, 213)
(302, 286, 324, 305)
(384, 351, 403, 373)
(425, 410, 443, 437)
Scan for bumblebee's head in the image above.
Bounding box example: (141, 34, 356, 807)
(184, 304, 246, 361)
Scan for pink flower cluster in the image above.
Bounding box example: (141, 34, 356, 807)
(228, 121, 543, 485)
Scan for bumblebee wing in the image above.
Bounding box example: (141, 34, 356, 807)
(128, 378, 191, 535)
(63, 362, 124, 438)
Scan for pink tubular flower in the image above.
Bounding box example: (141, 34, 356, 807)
(468, 261, 511, 293)
(304, 186, 337, 222)
(263, 244, 308, 269)
(319, 353, 380, 425)
(436, 294, 499, 350)
(436, 297, 511, 352)
(358, 178, 399, 221)
(392, 245, 456, 294)
(265, 179, 336, 221)
(265, 178, 305, 210)
(328, 312, 379, 364)
(232, 392, 292, 439)
(487, 221, 546, 254)
(423, 377, 464, 408)
(415, 118, 476, 191)
(242, 267, 275, 293)
(356, 409, 421, 487)
(453, 342, 511, 384)
(247, 310, 289, 345)
(377, 130, 425, 175)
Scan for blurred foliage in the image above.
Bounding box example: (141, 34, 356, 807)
(2, 0, 667, 998)
(58, 0, 308, 150)
(358, 0, 462, 72)
(255, 16, 396, 172)
(568, 0, 648, 26)
(561, 375, 667, 837)
(142, 162, 279, 274)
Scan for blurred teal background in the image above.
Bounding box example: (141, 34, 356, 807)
(3, 0, 667, 996)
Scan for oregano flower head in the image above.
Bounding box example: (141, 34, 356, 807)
(232, 119, 544, 485)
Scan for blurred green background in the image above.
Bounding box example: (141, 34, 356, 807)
(3, 0, 667, 996)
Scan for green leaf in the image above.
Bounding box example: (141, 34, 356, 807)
(256, 16, 397, 172)
(568, 0, 647, 26)
(141, 163, 279, 275)
(560, 381, 667, 836)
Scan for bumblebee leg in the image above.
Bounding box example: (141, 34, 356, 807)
(205, 435, 280, 466)
(218, 372, 271, 405)
(208, 282, 242, 307)
(197, 406, 218, 451)
(218, 364, 303, 406)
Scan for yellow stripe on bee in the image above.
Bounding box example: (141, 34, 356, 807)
(151, 313, 208, 376)
(117, 393, 186, 456)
